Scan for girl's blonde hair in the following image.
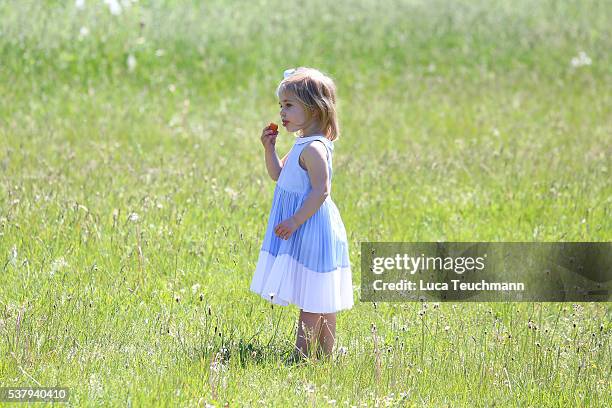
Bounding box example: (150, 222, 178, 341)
(275, 67, 340, 141)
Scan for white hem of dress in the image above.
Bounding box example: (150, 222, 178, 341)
(250, 249, 354, 313)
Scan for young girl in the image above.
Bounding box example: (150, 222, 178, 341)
(250, 67, 354, 361)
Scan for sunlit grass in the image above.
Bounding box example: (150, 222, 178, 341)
(0, 0, 610, 406)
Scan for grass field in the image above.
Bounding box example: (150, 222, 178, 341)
(1, 0, 610, 406)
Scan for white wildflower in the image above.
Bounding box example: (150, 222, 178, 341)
(89, 373, 103, 398)
(50, 257, 69, 277)
(191, 283, 201, 294)
(75, 0, 85, 10)
(224, 186, 238, 200)
(128, 212, 139, 222)
(9, 246, 18, 266)
(104, 0, 122, 15)
(127, 54, 137, 72)
(570, 51, 592, 67)
(79, 26, 89, 38)
(167, 114, 181, 128)
(210, 360, 226, 373)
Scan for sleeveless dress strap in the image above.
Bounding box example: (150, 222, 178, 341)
(294, 135, 333, 147)
(294, 135, 334, 183)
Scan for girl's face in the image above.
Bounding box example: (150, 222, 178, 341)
(278, 92, 312, 133)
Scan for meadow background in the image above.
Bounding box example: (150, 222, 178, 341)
(1, 0, 610, 406)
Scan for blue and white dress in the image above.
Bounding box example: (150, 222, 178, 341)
(250, 135, 354, 313)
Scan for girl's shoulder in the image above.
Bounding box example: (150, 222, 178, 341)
(301, 139, 329, 154)
(297, 139, 333, 171)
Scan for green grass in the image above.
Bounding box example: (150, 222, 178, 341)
(1, 0, 611, 406)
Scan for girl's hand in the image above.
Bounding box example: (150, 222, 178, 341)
(260, 123, 279, 151)
(274, 216, 299, 240)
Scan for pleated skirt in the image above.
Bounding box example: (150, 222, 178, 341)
(250, 185, 354, 313)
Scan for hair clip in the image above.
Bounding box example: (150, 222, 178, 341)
(283, 68, 296, 79)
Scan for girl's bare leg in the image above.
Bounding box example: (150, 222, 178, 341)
(318, 313, 336, 357)
(295, 309, 324, 358)
(294, 310, 337, 359)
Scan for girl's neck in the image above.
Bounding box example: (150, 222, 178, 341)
(299, 123, 325, 138)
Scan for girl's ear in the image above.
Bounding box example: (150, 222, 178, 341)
(308, 107, 321, 122)
(301, 110, 316, 128)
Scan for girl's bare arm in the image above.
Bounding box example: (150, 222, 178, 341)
(261, 126, 287, 181)
(265, 150, 290, 181)
(290, 142, 329, 225)
(264, 148, 282, 181)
